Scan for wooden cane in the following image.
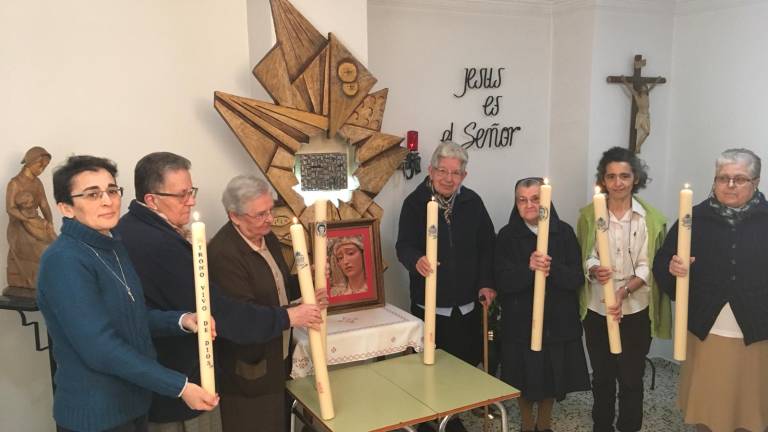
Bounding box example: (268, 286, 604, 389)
(480, 294, 490, 432)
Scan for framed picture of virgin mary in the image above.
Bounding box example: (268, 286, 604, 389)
(312, 218, 384, 313)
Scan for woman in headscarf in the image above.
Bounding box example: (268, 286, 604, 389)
(495, 177, 590, 432)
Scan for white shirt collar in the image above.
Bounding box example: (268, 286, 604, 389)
(631, 197, 646, 217)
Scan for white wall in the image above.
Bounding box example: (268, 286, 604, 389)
(549, 6, 596, 225)
(670, 0, 768, 210)
(0, 0, 255, 429)
(367, 1, 553, 308)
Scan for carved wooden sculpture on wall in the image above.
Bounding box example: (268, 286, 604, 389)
(4, 147, 57, 299)
(214, 0, 407, 267)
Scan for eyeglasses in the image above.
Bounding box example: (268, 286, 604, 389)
(151, 187, 198, 200)
(241, 208, 274, 223)
(433, 167, 464, 179)
(71, 187, 124, 201)
(516, 196, 540, 205)
(714, 175, 755, 187)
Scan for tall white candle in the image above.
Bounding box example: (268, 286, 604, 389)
(191, 212, 215, 393)
(531, 178, 552, 351)
(674, 184, 693, 361)
(290, 218, 334, 419)
(313, 199, 329, 350)
(593, 187, 622, 354)
(423, 197, 438, 365)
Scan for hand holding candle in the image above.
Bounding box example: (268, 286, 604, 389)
(592, 188, 622, 354)
(291, 218, 334, 419)
(423, 197, 438, 365)
(674, 184, 693, 361)
(530, 178, 552, 351)
(191, 212, 215, 394)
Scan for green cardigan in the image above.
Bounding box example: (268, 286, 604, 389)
(576, 196, 672, 339)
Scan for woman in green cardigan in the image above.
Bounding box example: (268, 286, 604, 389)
(576, 147, 671, 432)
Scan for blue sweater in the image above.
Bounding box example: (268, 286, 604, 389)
(37, 218, 187, 432)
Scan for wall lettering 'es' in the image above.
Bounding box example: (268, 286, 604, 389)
(441, 67, 522, 149)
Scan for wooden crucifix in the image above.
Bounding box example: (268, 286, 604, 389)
(607, 54, 667, 153)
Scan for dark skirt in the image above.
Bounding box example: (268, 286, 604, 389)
(501, 338, 590, 402)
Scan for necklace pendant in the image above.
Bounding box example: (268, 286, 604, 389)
(127, 291, 135, 302)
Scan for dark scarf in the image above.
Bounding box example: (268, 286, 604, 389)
(427, 176, 458, 225)
(708, 189, 764, 226)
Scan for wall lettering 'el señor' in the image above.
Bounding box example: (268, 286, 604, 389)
(443, 66, 522, 150)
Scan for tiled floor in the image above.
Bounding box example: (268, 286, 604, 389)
(458, 357, 695, 432)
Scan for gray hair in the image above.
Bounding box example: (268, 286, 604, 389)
(430, 141, 469, 171)
(221, 175, 273, 214)
(716, 148, 761, 179)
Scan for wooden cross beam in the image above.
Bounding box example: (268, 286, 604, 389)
(607, 54, 667, 153)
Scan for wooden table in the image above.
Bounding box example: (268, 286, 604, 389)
(287, 350, 519, 432)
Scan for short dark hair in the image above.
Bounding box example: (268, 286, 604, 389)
(134, 152, 191, 202)
(53, 156, 118, 205)
(595, 147, 649, 193)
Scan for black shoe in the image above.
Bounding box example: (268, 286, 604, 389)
(445, 418, 468, 432)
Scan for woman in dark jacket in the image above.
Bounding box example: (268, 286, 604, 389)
(495, 177, 590, 432)
(653, 148, 767, 432)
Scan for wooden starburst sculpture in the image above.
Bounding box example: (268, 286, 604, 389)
(214, 0, 407, 266)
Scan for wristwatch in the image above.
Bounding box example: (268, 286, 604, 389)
(621, 285, 631, 297)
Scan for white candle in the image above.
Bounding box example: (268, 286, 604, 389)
(191, 212, 215, 393)
(313, 199, 329, 350)
(530, 178, 552, 351)
(593, 187, 622, 354)
(674, 184, 693, 361)
(423, 197, 438, 365)
(290, 218, 334, 419)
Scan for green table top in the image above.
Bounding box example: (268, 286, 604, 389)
(370, 350, 520, 417)
(287, 350, 519, 431)
(286, 362, 435, 432)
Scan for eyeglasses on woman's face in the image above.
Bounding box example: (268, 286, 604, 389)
(71, 186, 124, 202)
(432, 167, 464, 179)
(713, 175, 755, 187)
(241, 208, 274, 223)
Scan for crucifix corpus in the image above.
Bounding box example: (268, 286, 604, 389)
(607, 54, 667, 153)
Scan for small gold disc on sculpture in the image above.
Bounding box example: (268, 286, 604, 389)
(337, 61, 358, 83)
(342, 82, 359, 97)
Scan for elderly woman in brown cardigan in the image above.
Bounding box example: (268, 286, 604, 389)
(208, 175, 326, 432)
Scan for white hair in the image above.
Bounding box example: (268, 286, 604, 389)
(430, 141, 469, 171)
(221, 175, 273, 214)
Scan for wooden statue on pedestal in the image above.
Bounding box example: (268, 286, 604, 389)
(4, 147, 56, 299)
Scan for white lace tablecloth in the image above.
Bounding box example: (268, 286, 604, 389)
(291, 303, 423, 378)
